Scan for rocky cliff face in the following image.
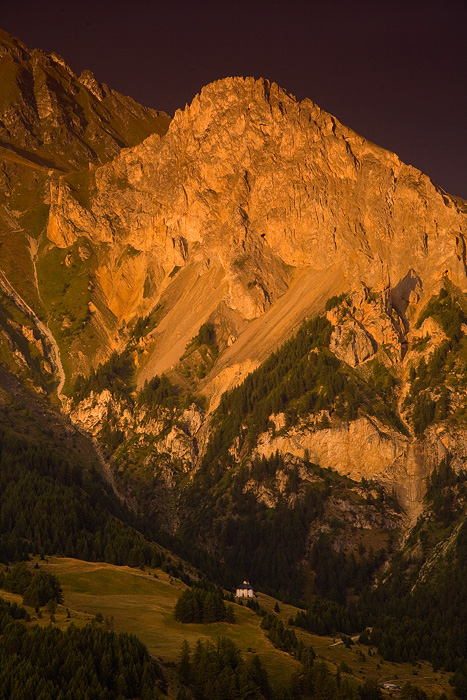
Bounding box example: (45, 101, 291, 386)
(3, 31, 467, 536)
(0, 29, 170, 329)
(68, 388, 204, 488)
(44, 76, 467, 390)
(254, 415, 461, 521)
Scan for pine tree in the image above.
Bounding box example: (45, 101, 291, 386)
(179, 640, 191, 685)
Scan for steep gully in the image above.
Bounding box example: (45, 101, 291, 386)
(0, 263, 130, 504)
(0, 267, 66, 396)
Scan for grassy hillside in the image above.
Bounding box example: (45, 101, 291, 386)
(38, 557, 300, 688)
(0, 557, 452, 698)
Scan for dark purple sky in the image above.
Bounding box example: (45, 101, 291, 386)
(3, 0, 466, 198)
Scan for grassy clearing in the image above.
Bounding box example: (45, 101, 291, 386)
(0, 588, 94, 631)
(39, 558, 300, 687)
(0, 557, 454, 696)
(36, 238, 94, 336)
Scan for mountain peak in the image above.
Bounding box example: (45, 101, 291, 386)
(4, 32, 467, 649)
(38, 64, 467, 406)
(78, 69, 106, 100)
(174, 75, 307, 130)
(0, 27, 28, 60)
(0, 28, 171, 171)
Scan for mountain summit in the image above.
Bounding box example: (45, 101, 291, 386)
(44, 75, 467, 393)
(2, 29, 467, 608)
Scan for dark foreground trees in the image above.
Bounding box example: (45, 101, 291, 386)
(176, 637, 271, 700)
(0, 599, 166, 700)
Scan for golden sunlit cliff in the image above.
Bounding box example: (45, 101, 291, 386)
(2, 30, 467, 524)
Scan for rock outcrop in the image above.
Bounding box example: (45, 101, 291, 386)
(42, 76, 467, 396)
(69, 389, 204, 489)
(255, 415, 430, 519)
(0, 29, 171, 363)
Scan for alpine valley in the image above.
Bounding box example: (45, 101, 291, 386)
(2, 28, 467, 699)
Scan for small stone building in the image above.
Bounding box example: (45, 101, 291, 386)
(235, 580, 257, 598)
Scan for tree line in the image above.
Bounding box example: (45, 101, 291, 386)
(0, 426, 167, 570)
(0, 605, 165, 699)
(201, 314, 404, 481)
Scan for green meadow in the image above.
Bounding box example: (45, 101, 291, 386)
(0, 557, 454, 697)
(37, 558, 301, 688)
